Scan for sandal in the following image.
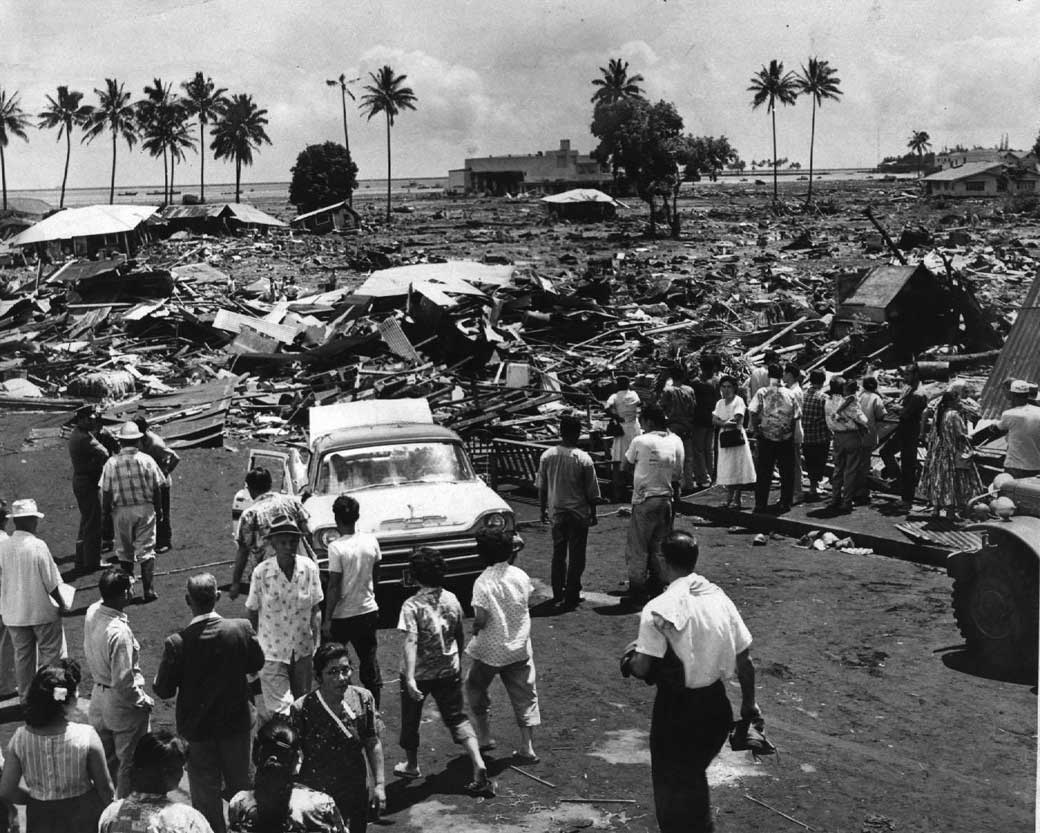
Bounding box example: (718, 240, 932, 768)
(511, 751, 540, 766)
(465, 776, 497, 797)
(393, 762, 422, 780)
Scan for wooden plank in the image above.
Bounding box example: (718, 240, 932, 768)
(212, 308, 300, 344)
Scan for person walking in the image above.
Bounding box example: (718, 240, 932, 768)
(392, 550, 492, 796)
(0, 499, 69, 701)
(133, 416, 180, 555)
(68, 405, 111, 570)
(690, 359, 719, 489)
(800, 369, 832, 502)
(153, 573, 265, 833)
(917, 390, 982, 520)
(824, 377, 869, 515)
(748, 364, 802, 514)
(321, 496, 382, 707)
(246, 518, 324, 718)
(605, 376, 641, 500)
(659, 367, 698, 491)
(623, 405, 684, 603)
(0, 661, 114, 833)
(99, 422, 165, 602)
(230, 467, 314, 600)
(536, 414, 600, 609)
(712, 375, 755, 509)
(83, 568, 153, 798)
(464, 529, 540, 766)
(856, 377, 887, 504)
(621, 531, 760, 833)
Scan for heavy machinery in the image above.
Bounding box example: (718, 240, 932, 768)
(948, 473, 1040, 675)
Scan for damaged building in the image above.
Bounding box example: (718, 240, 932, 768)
(448, 140, 611, 196)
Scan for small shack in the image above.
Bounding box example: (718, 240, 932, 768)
(290, 200, 361, 234)
(923, 162, 1040, 197)
(160, 203, 285, 236)
(7, 204, 158, 261)
(541, 188, 627, 221)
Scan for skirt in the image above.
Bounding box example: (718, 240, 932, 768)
(26, 792, 105, 833)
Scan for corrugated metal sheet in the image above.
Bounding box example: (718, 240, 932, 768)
(9, 205, 158, 246)
(840, 265, 920, 311)
(160, 203, 285, 227)
(894, 520, 983, 552)
(979, 271, 1040, 419)
(46, 257, 124, 284)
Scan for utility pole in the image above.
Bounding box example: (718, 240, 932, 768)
(325, 73, 359, 207)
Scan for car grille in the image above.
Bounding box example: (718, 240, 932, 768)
(377, 536, 483, 586)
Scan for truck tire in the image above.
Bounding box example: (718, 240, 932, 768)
(952, 554, 1039, 675)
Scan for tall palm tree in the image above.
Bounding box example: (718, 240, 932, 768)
(591, 58, 645, 105)
(167, 108, 197, 203)
(0, 89, 31, 211)
(326, 73, 359, 207)
(137, 78, 175, 204)
(748, 59, 799, 203)
(38, 85, 91, 208)
(908, 130, 932, 176)
(181, 72, 227, 203)
(210, 93, 271, 203)
(82, 78, 137, 204)
(359, 65, 417, 224)
(794, 57, 842, 205)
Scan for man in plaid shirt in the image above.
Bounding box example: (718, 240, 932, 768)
(801, 369, 832, 501)
(100, 421, 165, 602)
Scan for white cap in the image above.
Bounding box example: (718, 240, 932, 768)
(1009, 379, 1031, 394)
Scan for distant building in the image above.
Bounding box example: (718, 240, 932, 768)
(448, 139, 611, 196)
(290, 200, 360, 234)
(922, 162, 1040, 197)
(935, 147, 1027, 170)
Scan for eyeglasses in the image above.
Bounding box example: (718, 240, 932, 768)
(324, 666, 353, 678)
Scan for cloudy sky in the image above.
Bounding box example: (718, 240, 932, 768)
(4, 0, 1037, 191)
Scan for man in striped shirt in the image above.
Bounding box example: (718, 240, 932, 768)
(100, 422, 165, 602)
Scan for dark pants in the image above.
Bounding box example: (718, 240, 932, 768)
(330, 612, 382, 708)
(186, 729, 253, 833)
(551, 510, 589, 604)
(650, 680, 732, 833)
(802, 442, 830, 487)
(157, 483, 172, 548)
(398, 673, 477, 751)
(899, 436, 921, 503)
(754, 437, 795, 510)
(73, 475, 103, 567)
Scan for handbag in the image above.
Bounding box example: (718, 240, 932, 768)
(605, 418, 624, 438)
(719, 428, 745, 448)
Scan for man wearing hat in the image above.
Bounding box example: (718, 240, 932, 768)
(69, 404, 113, 569)
(983, 380, 1040, 479)
(245, 517, 323, 717)
(100, 422, 166, 602)
(0, 499, 70, 700)
(536, 414, 600, 609)
(134, 416, 180, 555)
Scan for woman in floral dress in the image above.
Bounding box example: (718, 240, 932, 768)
(917, 390, 982, 518)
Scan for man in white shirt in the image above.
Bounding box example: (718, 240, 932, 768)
(622, 531, 760, 833)
(995, 380, 1040, 478)
(623, 405, 684, 604)
(0, 499, 69, 701)
(0, 500, 14, 698)
(321, 495, 383, 706)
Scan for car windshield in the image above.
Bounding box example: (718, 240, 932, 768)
(314, 441, 476, 494)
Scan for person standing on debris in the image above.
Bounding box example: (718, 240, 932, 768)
(824, 377, 868, 515)
(83, 568, 153, 798)
(748, 364, 802, 514)
(0, 499, 70, 701)
(322, 495, 383, 706)
(690, 360, 720, 489)
(605, 376, 642, 501)
(153, 573, 264, 833)
(100, 422, 165, 602)
(886, 365, 929, 513)
(989, 380, 1040, 479)
(855, 377, 888, 505)
(133, 416, 180, 555)
(624, 405, 684, 602)
(620, 531, 760, 833)
(917, 390, 982, 520)
(537, 414, 600, 609)
(69, 405, 112, 570)
(746, 350, 779, 402)
(246, 518, 323, 718)
(783, 364, 806, 504)
(659, 367, 698, 492)
(800, 369, 831, 502)
(712, 376, 755, 509)
(230, 467, 315, 600)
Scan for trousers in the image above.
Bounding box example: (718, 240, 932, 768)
(113, 503, 156, 563)
(830, 431, 861, 509)
(465, 657, 541, 727)
(330, 612, 382, 708)
(186, 728, 254, 833)
(550, 510, 589, 605)
(157, 483, 172, 548)
(258, 656, 313, 718)
(89, 683, 151, 797)
(8, 621, 66, 700)
(398, 673, 476, 751)
(73, 475, 103, 568)
(650, 680, 732, 833)
(690, 425, 715, 486)
(754, 437, 795, 509)
(625, 496, 672, 597)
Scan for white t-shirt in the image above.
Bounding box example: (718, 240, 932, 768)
(625, 431, 684, 504)
(327, 532, 381, 618)
(466, 563, 533, 666)
(999, 404, 1040, 471)
(636, 572, 752, 690)
(0, 530, 61, 626)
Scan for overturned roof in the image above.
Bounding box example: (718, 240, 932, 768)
(160, 203, 285, 227)
(357, 261, 515, 299)
(291, 200, 360, 224)
(840, 264, 931, 311)
(9, 204, 158, 246)
(541, 188, 627, 207)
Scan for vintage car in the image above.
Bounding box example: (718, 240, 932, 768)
(232, 398, 516, 601)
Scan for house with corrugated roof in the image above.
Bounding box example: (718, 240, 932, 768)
(922, 162, 1040, 197)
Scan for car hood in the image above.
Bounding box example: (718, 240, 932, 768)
(304, 480, 511, 535)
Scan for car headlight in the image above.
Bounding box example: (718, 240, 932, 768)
(483, 513, 507, 529)
(316, 528, 340, 550)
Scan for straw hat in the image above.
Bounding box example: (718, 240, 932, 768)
(10, 499, 44, 519)
(115, 421, 143, 441)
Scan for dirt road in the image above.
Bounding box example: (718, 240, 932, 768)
(0, 412, 1034, 832)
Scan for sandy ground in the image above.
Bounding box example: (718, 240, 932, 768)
(0, 410, 1035, 833)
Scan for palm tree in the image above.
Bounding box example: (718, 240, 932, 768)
(794, 57, 842, 204)
(137, 78, 175, 204)
(0, 89, 31, 211)
(748, 59, 799, 203)
(359, 65, 417, 224)
(591, 58, 645, 105)
(181, 72, 227, 203)
(908, 130, 932, 175)
(326, 73, 359, 206)
(210, 93, 271, 203)
(38, 85, 91, 208)
(167, 107, 197, 203)
(82, 79, 137, 204)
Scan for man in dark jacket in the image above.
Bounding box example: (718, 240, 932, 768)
(153, 573, 264, 833)
(68, 405, 111, 569)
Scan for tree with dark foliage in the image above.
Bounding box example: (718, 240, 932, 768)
(289, 141, 358, 213)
